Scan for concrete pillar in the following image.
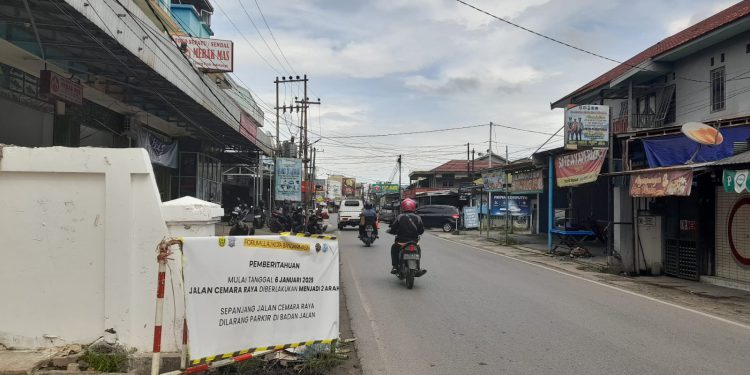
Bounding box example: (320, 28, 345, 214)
(162, 196, 224, 237)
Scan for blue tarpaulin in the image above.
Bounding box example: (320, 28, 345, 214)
(642, 126, 750, 168)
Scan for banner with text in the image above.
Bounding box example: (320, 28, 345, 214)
(555, 149, 607, 187)
(463, 206, 479, 229)
(564, 104, 610, 149)
(483, 171, 507, 191)
(172, 36, 234, 72)
(630, 169, 693, 197)
(511, 169, 543, 194)
(342, 178, 356, 197)
(182, 235, 339, 362)
(275, 158, 302, 202)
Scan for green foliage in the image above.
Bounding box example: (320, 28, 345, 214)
(79, 344, 129, 373)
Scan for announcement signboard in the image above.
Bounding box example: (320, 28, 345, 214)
(511, 169, 543, 194)
(182, 235, 339, 363)
(564, 104, 610, 149)
(275, 158, 302, 201)
(172, 36, 234, 72)
(555, 149, 607, 187)
(39, 70, 82, 105)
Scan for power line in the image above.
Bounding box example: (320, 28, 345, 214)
(235, 0, 290, 74)
(455, 0, 709, 84)
(253, 0, 297, 75)
(324, 123, 488, 139)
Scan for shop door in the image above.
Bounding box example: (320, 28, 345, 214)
(663, 197, 700, 281)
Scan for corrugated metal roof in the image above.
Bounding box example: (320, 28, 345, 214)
(712, 150, 750, 166)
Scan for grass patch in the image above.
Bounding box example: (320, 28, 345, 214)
(298, 343, 345, 375)
(79, 343, 129, 372)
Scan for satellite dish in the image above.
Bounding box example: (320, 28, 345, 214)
(681, 122, 723, 146)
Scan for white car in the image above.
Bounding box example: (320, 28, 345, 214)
(337, 199, 363, 229)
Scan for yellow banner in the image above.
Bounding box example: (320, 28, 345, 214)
(243, 238, 310, 251)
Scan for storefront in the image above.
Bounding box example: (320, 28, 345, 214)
(713, 162, 750, 286)
(630, 167, 714, 280)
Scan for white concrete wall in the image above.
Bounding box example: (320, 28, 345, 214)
(0, 146, 180, 352)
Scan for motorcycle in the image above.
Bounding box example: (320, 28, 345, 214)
(306, 211, 328, 234)
(395, 240, 424, 289)
(229, 204, 255, 236)
(360, 223, 377, 247)
(251, 206, 265, 229)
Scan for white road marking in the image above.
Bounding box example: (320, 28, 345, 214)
(345, 257, 391, 374)
(431, 234, 750, 331)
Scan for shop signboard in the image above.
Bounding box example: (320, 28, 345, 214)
(630, 169, 693, 197)
(723, 169, 750, 193)
(482, 171, 507, 191)
(173, 36, 234, 72)
(39, 70, 82, 105)
(275, 158, 302, 202)
(511, 169, 543, 194)
(372, 183, 399, 195)
(564, 104, 610, 149)
(239, 111, 258, 144)
(490, 195, 530, 216)
(555, 149, 607, 187)
(463, 206, 479, 229)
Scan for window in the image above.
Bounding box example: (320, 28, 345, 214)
(441, 174, 454, 187)
(711, 67, 726, 112)
(344, 200, 361, 207)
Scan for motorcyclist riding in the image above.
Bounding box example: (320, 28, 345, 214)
(359, 202, 379, 239)
(388, 198, 426, 276)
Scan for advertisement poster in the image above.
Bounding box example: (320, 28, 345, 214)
(490, 195, 530, 216)
(483, 171, 507, 191)
(511, 169, 543, 194)
(463, 206, 479, 229)
(630, 169, 693, 197)
(275, 158, 302, 202)
(182, 235, 339, 363)
(326, 180, 341, 200)
(137, 128, 178, 168)
(372, 183, 399, 195)
(172, 36, 234, 72)
(342, 178, 356, 197)
(564, 104, 610, 149)
(555, 149, 607, 187)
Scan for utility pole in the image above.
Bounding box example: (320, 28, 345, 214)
(505, 145, 510, 244)
(471, 148, 475, 207)
(487, 122, 493, 238)
(398, 155, 402, 199)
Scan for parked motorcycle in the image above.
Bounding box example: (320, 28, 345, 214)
(229, 203, 255, 236)
(251, 206, 265, 229)
(306, 210, 328, 234)
(394, 240, 424, 289)
(360, 223, 377, 247)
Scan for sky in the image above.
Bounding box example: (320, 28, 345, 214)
(210, 0, 737, 183)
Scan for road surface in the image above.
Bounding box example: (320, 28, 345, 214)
(338, 225, 750, 375)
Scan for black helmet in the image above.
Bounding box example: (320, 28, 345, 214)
(365, 202, 373, 209)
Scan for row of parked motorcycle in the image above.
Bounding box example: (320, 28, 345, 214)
(228, 199, 328, 236)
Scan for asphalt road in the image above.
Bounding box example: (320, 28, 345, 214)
(337, 224, 750, 375)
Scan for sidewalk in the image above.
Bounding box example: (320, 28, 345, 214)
(434, 229, 750, 327)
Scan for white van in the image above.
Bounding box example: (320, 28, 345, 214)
(337, 199, 363, 229)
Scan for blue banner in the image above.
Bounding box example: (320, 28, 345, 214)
(491, 195, 529, 216)
(643, 125, 750, 167)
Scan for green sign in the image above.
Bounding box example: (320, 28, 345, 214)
(372, 183, 399, 194)
(724, 169, 749, 193)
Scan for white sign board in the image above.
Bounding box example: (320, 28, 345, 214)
(326, 180, 341, 200)
(463, 206, 479, 229)
(172, 36, 234, 72)
(182, 235, 339, 362)
(275, 158, 302, 202)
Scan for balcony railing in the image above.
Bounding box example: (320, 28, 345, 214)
(612, 114, 661, 134)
